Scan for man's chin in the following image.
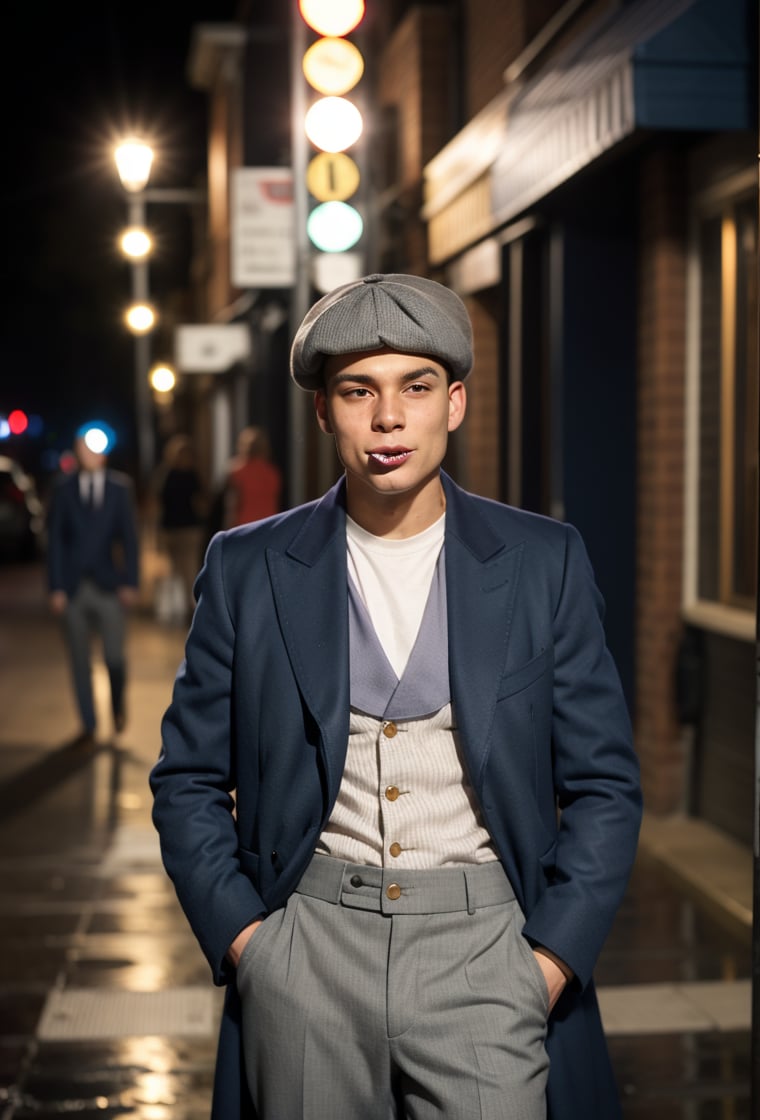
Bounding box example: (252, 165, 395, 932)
(354, 468, 439, 500)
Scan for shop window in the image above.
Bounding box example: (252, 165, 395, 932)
(694, 185, 758, 614)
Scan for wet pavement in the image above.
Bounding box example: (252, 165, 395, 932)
(0, 558, 753, 1118)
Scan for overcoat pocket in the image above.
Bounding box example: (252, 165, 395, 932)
(497, 647, 551, 700)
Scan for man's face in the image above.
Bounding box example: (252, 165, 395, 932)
(315, 347, 466, 516)
(74, 437, 106, 473)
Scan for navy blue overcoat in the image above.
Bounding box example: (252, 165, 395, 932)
(47, 470, 139, 594)
(151, 472, 642, 1119)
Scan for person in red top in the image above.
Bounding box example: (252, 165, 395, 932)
(225, 426, 283, 527)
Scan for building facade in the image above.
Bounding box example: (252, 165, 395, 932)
(188, 0, 757, 845)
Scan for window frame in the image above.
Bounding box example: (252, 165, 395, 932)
(683, 167, 758, 642)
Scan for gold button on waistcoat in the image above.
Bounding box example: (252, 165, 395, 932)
(386, 883, 402, 901)
(383, 721, 398, 738)
(385, 786, 400, 802)
(389, 842, 402, 858)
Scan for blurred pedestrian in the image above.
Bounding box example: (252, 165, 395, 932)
(47, 434, 139, 743)
(225, 425, 282, 527)
(156, 434, 204, 623)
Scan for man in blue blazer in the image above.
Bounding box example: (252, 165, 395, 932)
(151, 274, 642, 1119)
(47, 434, 139, 741)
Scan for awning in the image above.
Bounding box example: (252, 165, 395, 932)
(491, 0, 755, 225)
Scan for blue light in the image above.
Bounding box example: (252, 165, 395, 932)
(76, 420, 117, 454)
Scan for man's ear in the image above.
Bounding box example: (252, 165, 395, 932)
(447, 380, 467, 433)
(314, 389, 333, 435)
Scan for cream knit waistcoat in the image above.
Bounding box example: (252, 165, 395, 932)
(316, 551, 498, 869)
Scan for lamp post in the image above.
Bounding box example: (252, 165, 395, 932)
(113, 138, 206, 489)
(114, 139, 156, 488)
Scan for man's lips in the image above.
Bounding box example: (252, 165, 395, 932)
(369, 448, 413, 466)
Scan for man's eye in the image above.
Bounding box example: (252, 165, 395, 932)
(407, 383, 429, 393)
(345, 387, 370, 398)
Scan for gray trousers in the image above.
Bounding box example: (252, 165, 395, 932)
(237, 856, 549, 1119)
(62, 579, 126, 732)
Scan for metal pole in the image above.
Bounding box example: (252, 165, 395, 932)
(751, 133, 760, 1117)
(751, 29, 760, 1104)
(288, 0, 310, 507)
(128, 194, 154, 489)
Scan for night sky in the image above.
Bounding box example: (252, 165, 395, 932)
(3, 3, 238, 476)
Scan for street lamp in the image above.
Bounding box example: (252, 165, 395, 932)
(113, 136, 206, 490)
(119, 227, 152, 260)
(114, 139, 154, 192)
(149, 363, 176, 394)
(125, 303, 156, 334)
(114, 137, 155, 488)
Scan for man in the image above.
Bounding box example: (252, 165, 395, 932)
(47, 432, 139, 741)
(151, 274, 642, 1119)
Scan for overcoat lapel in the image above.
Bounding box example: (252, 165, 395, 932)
(266, 480, 351, 808)
(442, 474, 524, 794)
(267, 472, 526, 808)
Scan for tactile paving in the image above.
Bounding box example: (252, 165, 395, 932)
(36, 986, 216, 1040)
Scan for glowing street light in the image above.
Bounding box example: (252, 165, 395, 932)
(149, 364, 176, 393)
(114, 136, 155, 484)
(114, 139, 154, 193)
(119, 227, 152, 260)
(112, 133, 206, 485)
(125, 303, 156, 334)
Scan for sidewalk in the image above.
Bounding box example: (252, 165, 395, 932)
(0, 556, 753, 1119)
(0, 559, 213, 1120)
(638, 812, 753, 938)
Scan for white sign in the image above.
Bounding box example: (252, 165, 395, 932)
(231, 167, 295, 288)
(312, 251, 364, 294)
(175, 323, 251, 373)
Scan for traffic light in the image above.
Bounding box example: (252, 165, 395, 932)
(297, 0, 366, 291)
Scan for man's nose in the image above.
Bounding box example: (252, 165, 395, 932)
(371, 395, 404, 430)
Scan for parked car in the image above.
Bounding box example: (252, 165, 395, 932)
(0, 456, 45, 561)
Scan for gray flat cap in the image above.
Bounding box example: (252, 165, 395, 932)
(290, 273, 473, 390)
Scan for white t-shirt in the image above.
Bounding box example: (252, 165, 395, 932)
(79, 469, 105, 508)
(346, 513, 445, 679)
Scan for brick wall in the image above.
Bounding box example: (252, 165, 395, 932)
(462, 290, 501, 499)
(465, 0, 525, 117)
(636, 145, 688, 814)
(376, 7, 452, 274)
(377, 8, 452, 192)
